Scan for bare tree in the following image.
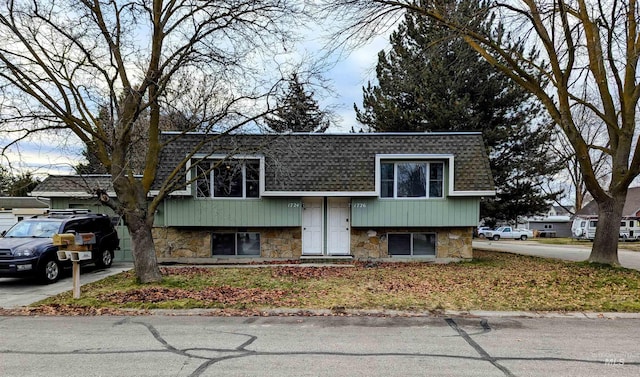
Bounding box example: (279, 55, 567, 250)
(325, 0, 640, 265)
(550, 105, 611, 212)
(0, 0, 305, 282)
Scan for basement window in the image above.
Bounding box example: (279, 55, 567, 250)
(388, 233, 436, 256)
(212, 232, 260, 256)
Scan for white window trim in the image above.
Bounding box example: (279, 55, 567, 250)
(190, 154, 265, 199)
(375, 154, 495, 197)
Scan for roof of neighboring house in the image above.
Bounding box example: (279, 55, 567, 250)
(551, 205, 574, 216)
(31, 133, 495, 197)
(0, 196, 49, 209)
(31, 175, 114, 198)
(576, 187, 640, 217)
(158, 132, 494, 194)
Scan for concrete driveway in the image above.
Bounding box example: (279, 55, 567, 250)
(0, 261, 132, 308)
(473, 240, 640, 271)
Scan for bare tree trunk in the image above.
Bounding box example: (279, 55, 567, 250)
(589, 192, 625, 265)
(102, 175, 163, 284)
(126, 210, 162, 283)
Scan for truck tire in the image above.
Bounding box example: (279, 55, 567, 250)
(520, 235, 528, 241)
(492, 235, 500, 241)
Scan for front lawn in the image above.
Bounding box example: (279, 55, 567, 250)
(22, 251, 640, 314)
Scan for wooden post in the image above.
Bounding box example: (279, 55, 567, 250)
(72, 261, 81, 299)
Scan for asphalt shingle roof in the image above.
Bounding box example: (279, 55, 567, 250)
(158, 132, 494, 193)
(31, 133, 495, 196)
(31, 175, 114, 197)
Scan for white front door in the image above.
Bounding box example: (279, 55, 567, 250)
(302, 198, 323, 255)
(327, 198, 350, 255)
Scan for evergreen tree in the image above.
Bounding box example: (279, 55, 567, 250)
(355, 0, 561, 223)
(0, 166, 40, 197)
(266, 74, 329, 133)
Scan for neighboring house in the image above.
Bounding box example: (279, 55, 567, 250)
(0, 197, 49, 233)
(522, 205, 575, 238)
(576, 187, 640, 218)
(31, 132, 494, 261)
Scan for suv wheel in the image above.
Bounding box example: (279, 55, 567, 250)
(39, 258, 61, 284)
(95, 249, 114, 268)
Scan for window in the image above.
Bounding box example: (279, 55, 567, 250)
(380, 162, 444, 198)
(212, 232, 260, 256)
(388, 233, 436, 256)
(196, 159, 260, 198)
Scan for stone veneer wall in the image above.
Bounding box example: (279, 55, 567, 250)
(351, 227, 473, 259)
(153, 226, 471, 260)
(153, 227, 302, 259)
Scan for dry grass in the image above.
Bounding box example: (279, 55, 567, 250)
(32, 250, 640, 314)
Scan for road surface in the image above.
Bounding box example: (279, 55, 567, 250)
(0, 315, 639, 377)
(473, 240, 640, 271)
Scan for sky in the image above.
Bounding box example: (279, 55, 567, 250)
(1, 35, 390, 178)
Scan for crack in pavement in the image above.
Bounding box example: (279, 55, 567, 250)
(2, 317, 639, 376)
(446, 317, 515, 377)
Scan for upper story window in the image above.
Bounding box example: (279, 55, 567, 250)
(196, 159, 260, 198)
(381, 161, 444, 198)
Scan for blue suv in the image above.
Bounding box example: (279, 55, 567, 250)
(0, 211, 120, 283)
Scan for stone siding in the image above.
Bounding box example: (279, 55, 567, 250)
(351, 227, 473, 259)
(153, 227, 301, 258)
(153, 226, 471, 260)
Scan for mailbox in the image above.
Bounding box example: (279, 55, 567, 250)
(74, 233, 96, 245)
(52, 232, 96, 299)
(53, 233, 75, 248)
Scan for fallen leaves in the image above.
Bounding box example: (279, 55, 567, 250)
(24, 250, 640, 315)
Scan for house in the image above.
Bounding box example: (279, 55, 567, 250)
(572, 187, 640, 239)
(31, 132, 495, 261)
(0, 197, 49, 232)
(522, 205, 575, 238)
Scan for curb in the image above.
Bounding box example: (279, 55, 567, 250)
(138, 308, 640, 319)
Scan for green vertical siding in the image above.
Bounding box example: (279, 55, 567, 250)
(350, 197, 480, 227)
(162, 197, 301, 227)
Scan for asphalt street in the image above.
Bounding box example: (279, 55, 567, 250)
(472, 240, 640, 271)
(0, 315, 638, 377)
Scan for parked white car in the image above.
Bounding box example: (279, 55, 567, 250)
(484, 226, 533, 241)
(476, 226, 493, 238)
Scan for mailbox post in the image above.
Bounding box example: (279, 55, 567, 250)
(53, 233, 96, 299)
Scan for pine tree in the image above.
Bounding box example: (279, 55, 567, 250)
(355, 0, 561, 222)
(266, 74, 329, 133)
